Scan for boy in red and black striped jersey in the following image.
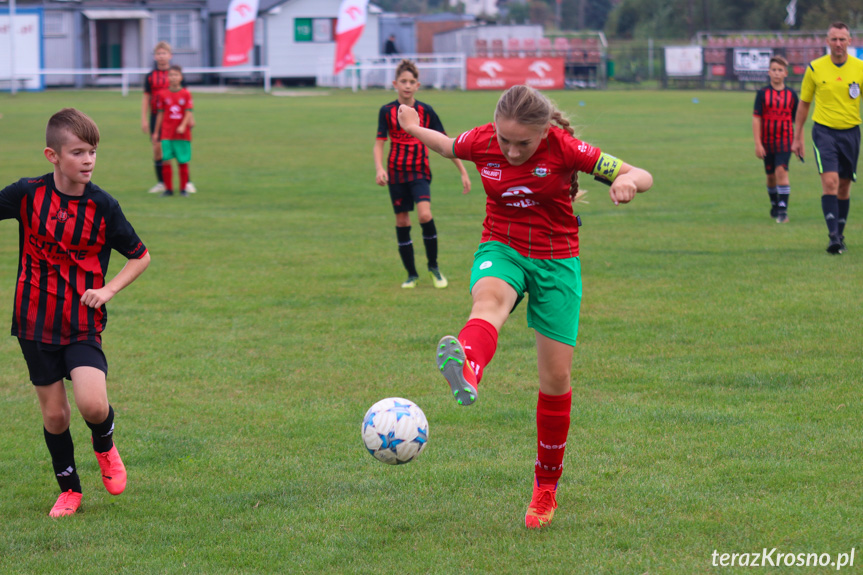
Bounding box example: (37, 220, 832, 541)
(142, 41, 172, 194)
(0, 109, 150, 517)
(753, 56, 799, 223)
(374, 59, 471, 289)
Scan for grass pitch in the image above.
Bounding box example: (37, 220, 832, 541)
(0, 87, 861, 574)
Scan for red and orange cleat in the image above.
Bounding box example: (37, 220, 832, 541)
(525, 480, 558, 529)
(49, 490, 82, 518)
(94, 445, 127, 495)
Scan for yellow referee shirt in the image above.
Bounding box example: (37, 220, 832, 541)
(800, 54, 863, 130)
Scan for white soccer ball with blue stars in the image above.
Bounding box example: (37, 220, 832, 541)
(361, 397, 429, 465)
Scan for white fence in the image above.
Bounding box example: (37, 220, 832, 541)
(316, 54, 466, 91)
(1, 66, 272, 95)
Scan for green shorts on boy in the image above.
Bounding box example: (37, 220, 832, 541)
(0, 108, 150, 517)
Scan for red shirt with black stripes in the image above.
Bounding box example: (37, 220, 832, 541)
(0, 174, 148, 344)
(453, 123, 602, 260)
(377, 99, 446, 184)
(753, 85, 799, 153)
(145, 67, 171, 113)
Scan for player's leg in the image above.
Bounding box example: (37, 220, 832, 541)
(160, 141, 176, 197)
(524, 256, 581, 529)
(67, 343, 126, 496)
(148, 113, 166, 194)
(813, 125, 844, 253)
(764, 156, 778, 218)
(414, 183, 446, 288)
(391, 183, 419, 287)
(176, 142, 192, 196)
(436, 243, 523, 406)
(525, 335, 573, 529)
(18, 339, 83, 516)
(835, 128, 858, 250)
(774, 155, 791, 223)
(837, 178, 851, 250)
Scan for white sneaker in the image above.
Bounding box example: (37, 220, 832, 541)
(185, 182, 197, 194)
(148, 182, 166, 194)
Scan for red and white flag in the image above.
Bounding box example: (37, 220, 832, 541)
(333, 0, 370, 75)
(222, 0, 259, 66)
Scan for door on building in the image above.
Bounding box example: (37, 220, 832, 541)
(96, 20, 123, 68)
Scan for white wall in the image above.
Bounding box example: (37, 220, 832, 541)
(264, 0, 380, 79)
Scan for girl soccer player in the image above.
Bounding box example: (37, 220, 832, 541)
(374, 59, 471, 288)
(398, 85, 653, 529)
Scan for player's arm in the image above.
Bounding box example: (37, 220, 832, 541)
(450, 157, 471, 195)
(80, 252, 150, 309)
(177, 110, 192, 134)
(141, 92, 150, 133)
(397, 104, 456, 159)
(590, 152, 652, 205)
(373, 139, 388, 186)
(752, 116, 766, 159)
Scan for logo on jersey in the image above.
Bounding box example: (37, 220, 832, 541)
(481, 167, 502, 181)
(53, 208, 73, 223)
(487, 162, 500, 168)
(850, 82, 861, 99)
(578, 142, 594, 154)
(501, 186, 539, 208)
(531, 164, 550, 178)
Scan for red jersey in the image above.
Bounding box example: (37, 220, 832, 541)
(144, 67, 171, 113)
(453, 123, 602, 259)
(377, 100, 446, 184)
(753, 86, 799, 153)
(0, 174, 148, 344)
(157, 88, 194, 141)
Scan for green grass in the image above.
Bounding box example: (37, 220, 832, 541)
(0, 87, 861, 574)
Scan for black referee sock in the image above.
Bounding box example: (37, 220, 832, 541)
(822, 195, 840, 237)
(43, 427, 82, 494)
(86, 405, 115, 454)
(837, 199, 850, 237)
(420, 219, 439, 269)
(396, 226, 418, 278)
(155, 160, 164, 183)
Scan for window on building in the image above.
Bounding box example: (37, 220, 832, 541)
(44, 12, 67, 37)
(157, 13, 194, 50)
(295, 18, 336, 43)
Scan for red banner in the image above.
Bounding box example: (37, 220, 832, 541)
(466, 58, 565, 91)
(223, 0, 259, 66)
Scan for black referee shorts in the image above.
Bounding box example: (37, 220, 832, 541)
(17, 338, 108, 386)
(812, 123, 860, 181)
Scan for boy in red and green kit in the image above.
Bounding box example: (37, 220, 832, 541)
(154, 65, 195, 197)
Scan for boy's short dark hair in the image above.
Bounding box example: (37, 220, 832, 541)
(395, 59, 418, 80)
(769, 56, 789, 69)
(46, 108, 100, 152)
(169, 64, 183, 74)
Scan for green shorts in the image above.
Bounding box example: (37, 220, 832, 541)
(161, 140, 192, 164)
(469, 241, 582, 346)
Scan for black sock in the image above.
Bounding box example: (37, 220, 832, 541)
(420, 219, 439, 269)
(768, 186, 778, 210)
(777, 186, 790, 213)
(396, 226, 418, 277)
(837, 199, 850, 237)
(86, 405, 115, 453)
(44, 427, 82, 493)
(822, 195, 840, 237)
(155, 160, 163, 183)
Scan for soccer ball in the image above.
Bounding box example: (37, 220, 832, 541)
(361, 397, 429, 465)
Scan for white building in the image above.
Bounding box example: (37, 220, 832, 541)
(449, 0, 499, 17)
(209, 0, 382, 84)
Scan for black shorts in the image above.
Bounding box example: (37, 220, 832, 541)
(763, 151, 791, 175)
(17, 339, 108, 386)
(388, 179, 431, 214)
(812, 123, 860, 181)
(149, 112, 159, 138)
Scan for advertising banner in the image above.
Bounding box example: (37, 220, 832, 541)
(467, 58, 565, 91)
(223, 0, 259, 66)
(664, 46, 703, 77)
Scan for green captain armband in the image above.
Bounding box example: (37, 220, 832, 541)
(591, 153, 623, 183)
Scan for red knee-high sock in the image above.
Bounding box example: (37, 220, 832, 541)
(535, 388, 572, 487)
(161, 163, 174, 192)
(457, 318, 498, 385)
(179, 163, 189, 192)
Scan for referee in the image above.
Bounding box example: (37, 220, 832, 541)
(792, 22, 863, 254)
